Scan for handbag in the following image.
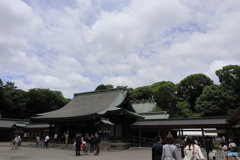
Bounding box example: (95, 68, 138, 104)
(230, 144, 238, 152)
(73, 142, 76, 146)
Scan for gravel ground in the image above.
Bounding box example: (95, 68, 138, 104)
(1, 146, 154, 160)
(1, 144, 237, 160)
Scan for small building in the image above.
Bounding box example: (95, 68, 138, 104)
(131, 100, 169, 119)
(0, 118, 49, 142)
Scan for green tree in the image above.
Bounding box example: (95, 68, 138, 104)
(216, 65, 240, 91)
(116, 86, 125, 88)
(95, 84, 107, 91)
(216, 65, 240, 106)
(150, 81, 172, 94)
(105, 84, 114, 89)
(129, 86, 152, 101)
(195, 85, 238, 116)
(176, 101, 192, 117)
(2, 89, 28, 118)
(0, 79, 5, 117)
(151, 81, 178, 117)
(177, 73, 214, 111)
(26, 88, 68, 118)
(3, 81, 17, 90)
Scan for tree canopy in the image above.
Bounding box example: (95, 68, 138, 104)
(0, 80, 70, 119)
(177, 73, 214, 112)
(1, 64, 239, 119)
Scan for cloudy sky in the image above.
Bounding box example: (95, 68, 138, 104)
(0, 0, 240, 98)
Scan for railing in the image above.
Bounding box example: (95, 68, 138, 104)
(142, 137, 155, 147)
(127, 135, 155, 147)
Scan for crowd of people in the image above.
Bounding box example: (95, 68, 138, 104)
(152, 135, 239, 160)
(36, 132, 101, 156)
(74, 132, 101, 156)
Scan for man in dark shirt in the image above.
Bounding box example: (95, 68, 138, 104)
(94, 133, 101, 156)
(75, 132, 82, 156)
(152, 136, 163, 160)
(180, 136, 187, 158)
(205, 136, 215, 160)
(90, 134, 95, 153)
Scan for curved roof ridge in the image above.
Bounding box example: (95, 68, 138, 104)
(74, 87, 127, 96)
(32, 89, 128, 120)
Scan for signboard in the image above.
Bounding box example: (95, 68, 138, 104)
(205, 130, 226, 133)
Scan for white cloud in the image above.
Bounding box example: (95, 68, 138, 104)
(1, 0, 240, 98)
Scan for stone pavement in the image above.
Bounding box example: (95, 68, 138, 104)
(0, 142, 238, 160)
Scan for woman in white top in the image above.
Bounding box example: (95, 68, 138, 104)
(183, 137, 205, 160)
(221, 143, 228, 160)
(229, 140, 237, 160)
(36, 135, 40, 148)
(14, 134, 21, 149)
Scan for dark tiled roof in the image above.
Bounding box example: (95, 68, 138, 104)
(132, 116, 230, 126)
(0, 119, 29, 128)
(32, 88, 141, 121)
(132, 102, 156, 113)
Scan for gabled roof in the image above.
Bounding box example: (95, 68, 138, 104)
(95, 118, 114, 125)
(132, 101, 156, 113)
(131, 101, 169, 119)
(12, 122, 27, 128)
(0, 118, 29, 128)
(32, 88, 143, 121)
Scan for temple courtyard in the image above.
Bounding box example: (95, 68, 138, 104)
(0, 142, 233, 160)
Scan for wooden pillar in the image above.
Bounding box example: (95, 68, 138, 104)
(201, 127, 205, 146)
(49, 123, 52, 135)
(181, 128, 184, 137)
(178, 128, 181, 138)
(158, 129, 160, 136)
(139, 129, 142, 147)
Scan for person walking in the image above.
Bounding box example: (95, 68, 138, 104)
(205, 136, 215, 160)
(11, 134, 17, 150)
(221, 142, 228, 160)
(43, 134, 50, 149)
(64, 131, 69, 144)
(90, 134, 95, 153)
(84, 133, 91, 155)
(54, 133, 58, 143)
(229, 139, 237, 160)
(183, 137, 205, 160)
(162, 135, 179, 160)
(152, 136, 163, 160)
(14, 133, 21, 150)
(35, 135, 40, 148)
(75, 132, 82, 156)
(94, 133, 101, 156)
(180, 136, 187, 158)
